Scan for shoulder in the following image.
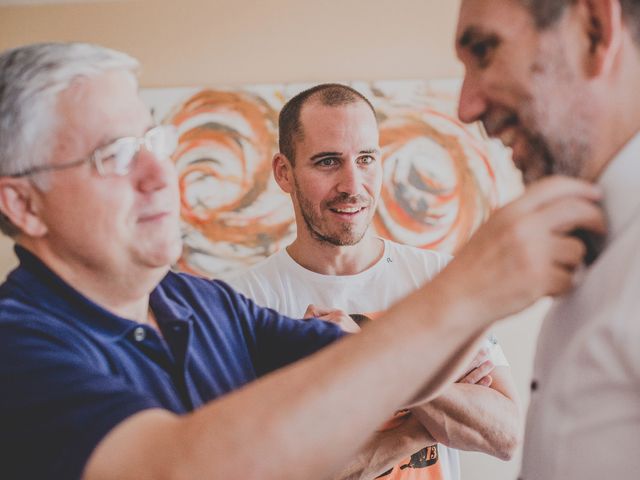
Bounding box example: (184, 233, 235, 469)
(158, 270, 256, 320)
(160, 270, 237, 300)
(219, 250, 292, 308)
(0, 293, 81, 350)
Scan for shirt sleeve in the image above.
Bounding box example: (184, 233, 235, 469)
(0, 318, 161, 480)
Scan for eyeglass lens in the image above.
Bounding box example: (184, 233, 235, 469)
(100, 126, 178, 176)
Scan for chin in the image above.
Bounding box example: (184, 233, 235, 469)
(514, 154, 549, 185)
(141, 240, 183, 270)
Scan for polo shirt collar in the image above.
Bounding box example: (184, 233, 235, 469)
(9, 245, 193, 341)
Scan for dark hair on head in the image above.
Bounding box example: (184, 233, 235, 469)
(278, 83, 376, 165)
(522, 0, 640, 43)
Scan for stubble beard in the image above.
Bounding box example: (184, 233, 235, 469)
(294, 184, 370, 247)
(519, 45, 592, 183)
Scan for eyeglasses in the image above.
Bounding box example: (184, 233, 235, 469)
(10, 125, 178, 178)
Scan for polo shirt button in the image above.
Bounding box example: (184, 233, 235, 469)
(133, 326, 146, 342)
(530, 379, 538, 391)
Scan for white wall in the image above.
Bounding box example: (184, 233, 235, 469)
(0, 2, 546, 478)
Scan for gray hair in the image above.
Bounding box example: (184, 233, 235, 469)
(0, 42, 139, 236)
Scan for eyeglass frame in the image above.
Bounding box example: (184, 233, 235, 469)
(8, 124, 178, 178)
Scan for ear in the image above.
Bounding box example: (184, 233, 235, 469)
(581, 0, 623, 76)
(272, 152, 294, 194)
(0, 177, 48, 237)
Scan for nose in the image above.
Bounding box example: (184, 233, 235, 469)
(458, 73, 488, 124)
(132, 146, 175, 193)
(337, 160, 362, 195)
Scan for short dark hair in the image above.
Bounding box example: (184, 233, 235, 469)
(522, 0, 640, 43)
(278, 83, 376, 165)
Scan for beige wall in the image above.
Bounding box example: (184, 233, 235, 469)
(0, 0, 464, 86)
(0, 2, 544, 479)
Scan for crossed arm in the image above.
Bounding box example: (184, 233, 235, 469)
(324, 345, 520, 479)
(308, 310, 521, 477)
(411, 365, 521, 461)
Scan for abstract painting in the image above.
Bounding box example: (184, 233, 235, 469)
(142, 80, 521, 277)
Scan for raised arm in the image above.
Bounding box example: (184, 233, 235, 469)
(83, 177, 605, 480)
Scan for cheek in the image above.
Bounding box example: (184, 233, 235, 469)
(364, 168, 383, 194)
(295, 175, 330, 204)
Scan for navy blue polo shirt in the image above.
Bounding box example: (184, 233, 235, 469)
(0, 246, 345, 479)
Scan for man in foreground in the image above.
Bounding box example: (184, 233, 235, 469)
(0, 42, 603, 480)
(455, 1, 640, 478)
(227, 83, 520, 479)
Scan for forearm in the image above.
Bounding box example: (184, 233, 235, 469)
(411, 380, 521, 460)
(330, 415, 436, 480)
(174, 286, 485, 479)
(86, 280, 491, 480)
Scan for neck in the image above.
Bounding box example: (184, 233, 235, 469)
(19, 240, 164, 323)
(286, 233, 384, 276)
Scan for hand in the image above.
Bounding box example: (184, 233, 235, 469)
(458, 361, 494, 387)
(303, 304, 361, 333)
(456, 346, 494, 386)
(431, 175, 606, 324)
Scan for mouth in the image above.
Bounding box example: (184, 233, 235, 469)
(483, 113, 519, 147)
(137, 211, 173, 223)
(330, 206, 366, 215)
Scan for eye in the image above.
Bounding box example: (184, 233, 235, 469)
(358, 155, 376, 165)
(316, 157, 339, 167)
(94, 138, 138, 175)
(470, 38, 498, 67)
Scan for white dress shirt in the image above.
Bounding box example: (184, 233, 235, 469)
(520, 132, 640, 479)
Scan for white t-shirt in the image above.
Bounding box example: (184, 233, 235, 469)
(225, 238, 508, 480)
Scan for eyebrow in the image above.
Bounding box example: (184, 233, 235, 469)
(458, 26, 496, 48)
(309, 148, 381, 161)
(310, 151, 342, 161)
(360, 148, 381, 156)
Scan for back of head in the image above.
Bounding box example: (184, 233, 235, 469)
(0, 42, 139, 236)
(278, 83, 377, 165)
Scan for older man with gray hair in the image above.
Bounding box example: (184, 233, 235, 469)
(0, 42, 603, 480)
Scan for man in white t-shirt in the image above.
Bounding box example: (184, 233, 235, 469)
(226, 83, 521, 480)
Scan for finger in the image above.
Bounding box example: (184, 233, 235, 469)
(477, 375, 493, 387)
(510, 176, 602, 216)
(339, 318, 361, 334)
(546, 267, 577, 297)
(305, 304, 335, 319)
(550, 236, 587, 270)
(460, 360, 494, 384)
(474, 346, 490, 364)
(303, 304, 318, 319)
(467, 346, 490, 371)
(317, 312, 341, 324)
(536, 197, 606, 236)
